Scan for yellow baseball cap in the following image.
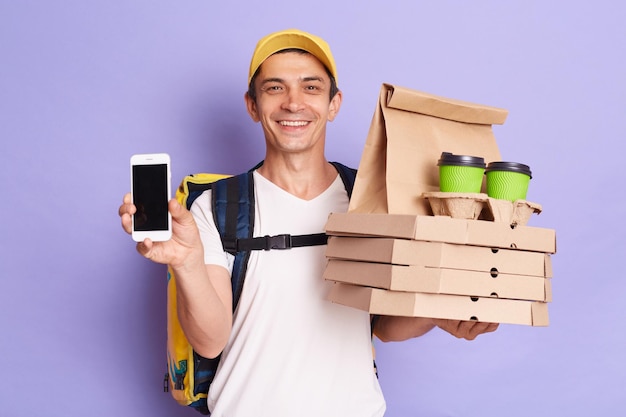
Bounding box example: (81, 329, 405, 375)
(248, 29, 338, 86)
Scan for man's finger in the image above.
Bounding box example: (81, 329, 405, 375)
(433, 319, 499, 340)
(463, 321, 499, 340)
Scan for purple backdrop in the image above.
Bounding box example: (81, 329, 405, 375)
(1, 1, 624, 416)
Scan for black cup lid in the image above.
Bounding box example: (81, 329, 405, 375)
(437, 152, 486, 168)
(486, 161, 532, 178)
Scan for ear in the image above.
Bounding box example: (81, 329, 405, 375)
(244, 91, 260, 122)
(327, 90, 343, 122)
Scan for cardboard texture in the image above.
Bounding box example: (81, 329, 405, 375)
(348, 83, 507, 216)
(482, 197, 543, 226)
(324, 259, 552, 302)
(328, 282, 550, 326)
(325, 213, 556, 254)
(423, 192, 489, 220)
(422, 192, 543, 226)
(326, 236, 552, 277)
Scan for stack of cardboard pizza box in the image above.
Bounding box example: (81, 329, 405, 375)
(323, 84, 556, 326)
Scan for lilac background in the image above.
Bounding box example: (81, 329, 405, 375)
(1, 1, 624, 416)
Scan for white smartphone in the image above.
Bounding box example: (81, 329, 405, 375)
(130, 153, 172, 242)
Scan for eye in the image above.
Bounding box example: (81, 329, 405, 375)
(261, 84, 284, 94)
(304, 84, 323, 94)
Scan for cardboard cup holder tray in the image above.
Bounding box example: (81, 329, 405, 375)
(422, 192, 542, 226)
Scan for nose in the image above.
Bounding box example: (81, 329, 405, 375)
(282, 88, 306, 112)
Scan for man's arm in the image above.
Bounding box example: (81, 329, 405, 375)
(174, 263, 233, 359)
(119, 195, 233, 358)
(374, 315, 498, 342)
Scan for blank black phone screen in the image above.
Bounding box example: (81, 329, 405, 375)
(132, 164, 168, 231)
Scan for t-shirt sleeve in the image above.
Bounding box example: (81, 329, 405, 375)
(189, 190, 233, 272)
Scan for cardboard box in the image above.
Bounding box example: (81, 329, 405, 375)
(326, 236, 552, 277)
(324, 259, 552, 302)
(328, 282, 550, 326)
(325, 213, 556, 254)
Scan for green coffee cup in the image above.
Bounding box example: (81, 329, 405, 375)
(437, 152, 486, 193)
(485, 161, 532, 201)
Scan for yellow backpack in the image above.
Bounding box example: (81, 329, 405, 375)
(165, 173, 230, 414)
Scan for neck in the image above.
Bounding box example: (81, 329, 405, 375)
(256, 155, 337, 200)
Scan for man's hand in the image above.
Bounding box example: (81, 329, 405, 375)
(118, 193, 204, 268)
(374, 316, 499, 342)
(433, 319, 499, 341)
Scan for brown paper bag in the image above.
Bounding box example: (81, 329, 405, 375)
(349, 83, 508, 215)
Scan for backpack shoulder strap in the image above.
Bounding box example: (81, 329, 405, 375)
(329, 161, 357, 198)
(211, 171, 255, 310)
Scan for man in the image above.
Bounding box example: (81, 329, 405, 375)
(119, 29, 497, 416)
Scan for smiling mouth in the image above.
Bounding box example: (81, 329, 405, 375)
(279, 120, 309, 127)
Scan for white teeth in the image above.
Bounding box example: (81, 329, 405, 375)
(279, 120, 308, 127)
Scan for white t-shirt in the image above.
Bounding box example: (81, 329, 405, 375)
(190, 170, 386, 417)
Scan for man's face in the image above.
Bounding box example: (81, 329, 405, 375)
(245, 51, 342, 156)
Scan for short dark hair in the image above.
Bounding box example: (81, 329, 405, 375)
(247, 48, 339, 102)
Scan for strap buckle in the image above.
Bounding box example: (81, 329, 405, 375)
(223, 236, 237, 253)
(264, 234, 292, 250)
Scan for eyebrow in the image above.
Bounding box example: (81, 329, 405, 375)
(260, 77, 284, 85)
(260, 75, 325, 86)
(301, 76, 324, 83)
